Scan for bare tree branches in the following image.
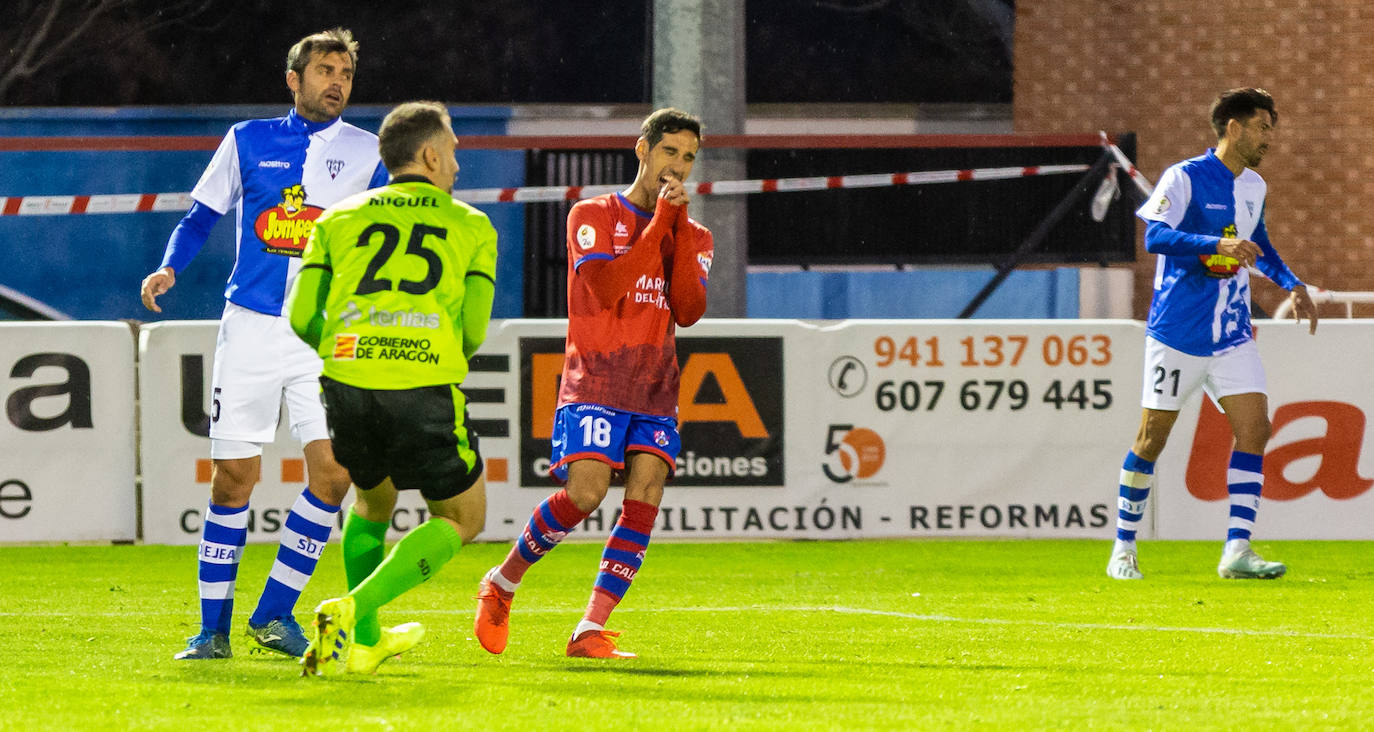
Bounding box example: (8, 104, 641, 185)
(0, 0, 213, 103)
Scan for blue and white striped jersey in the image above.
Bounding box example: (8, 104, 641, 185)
(1136, 149, 1301, 356)
(187, 109, 387, 316)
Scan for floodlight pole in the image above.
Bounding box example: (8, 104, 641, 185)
(651, 0, 747, 317)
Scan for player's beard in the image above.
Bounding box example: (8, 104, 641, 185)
(298, 86, 346, 122)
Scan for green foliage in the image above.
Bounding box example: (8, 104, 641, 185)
(0, 539, 1369, 730)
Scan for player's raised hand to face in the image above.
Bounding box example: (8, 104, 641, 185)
(1216, 237, 1263, 267)
(1290, 284, 1319, 335)
(659, 172, 690, 208)
(140, 266, 176, 312)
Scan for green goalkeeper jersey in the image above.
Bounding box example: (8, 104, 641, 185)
(287, 175, 498, 390)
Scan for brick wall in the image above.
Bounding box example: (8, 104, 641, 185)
(1015, 0, 1374, 318)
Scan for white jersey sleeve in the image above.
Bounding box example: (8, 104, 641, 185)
(190, 130, 243, 216)
(1136, 163, 1190, 229)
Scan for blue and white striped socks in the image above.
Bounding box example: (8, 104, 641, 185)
(1224, 451, 1264, 555)
(198, 502, 249, 635)
(1113, 451, 1154, 555)
(249, 488, 339, 625)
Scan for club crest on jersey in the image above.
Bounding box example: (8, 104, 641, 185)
(1153, 195, 1171, 215)
(253, 183, 324, 256)
(326, 159, 345, 179)
(697, 251, 713, 276)
(577, 224, 596, 250)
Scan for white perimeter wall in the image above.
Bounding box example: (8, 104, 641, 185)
(0, 318, 1364, 543)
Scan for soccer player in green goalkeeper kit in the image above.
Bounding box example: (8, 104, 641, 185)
(285, 100, 497, 675)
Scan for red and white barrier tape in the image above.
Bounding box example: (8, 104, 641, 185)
(0, 133, 1115, 153)
(450, 164, 1090, 204)
(1098, 131, 1154, 195)
(0, 164, 1089, 215)
(1, 192, 192, 216)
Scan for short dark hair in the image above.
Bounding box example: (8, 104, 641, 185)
(286, 28, 359, 76)
(378, 101, 451, 171)
(1210, 87, 1276, 139)
(641, 107, 703, 149)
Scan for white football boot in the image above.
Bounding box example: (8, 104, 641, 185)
(1107, 551, 1144, 580)
(1218, 548, 1286, 579)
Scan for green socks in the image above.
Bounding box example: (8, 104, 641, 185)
(341, 506, 389, 646)
(350, 518, 464, 625)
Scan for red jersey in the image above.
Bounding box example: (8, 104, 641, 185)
(558, 192, 714, 417)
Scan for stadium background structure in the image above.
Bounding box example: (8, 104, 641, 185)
(1014, 0, 1374, 319)
(0, 117, 1135, 322)
(1, 1, 1368, 322)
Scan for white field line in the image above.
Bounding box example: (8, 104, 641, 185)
(9, 604, 1365, 641)
(573, 605, 1372, 640)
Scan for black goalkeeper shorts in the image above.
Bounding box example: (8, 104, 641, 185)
(319, 376, 483, 502)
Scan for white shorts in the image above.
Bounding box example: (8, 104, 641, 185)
(209, 301, 330, 458)
(1140, 336, 1267, 411)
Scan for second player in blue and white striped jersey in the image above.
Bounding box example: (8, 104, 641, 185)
(1106, 88, 1317, 585)
(1136, 148, 1301, 356)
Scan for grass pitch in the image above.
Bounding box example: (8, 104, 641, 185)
(0, 539, 1370, 730)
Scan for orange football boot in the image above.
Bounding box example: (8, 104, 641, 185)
(566, 629, 636, 659)
(474, 569, 513, 654)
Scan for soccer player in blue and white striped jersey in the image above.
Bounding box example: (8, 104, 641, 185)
(140, 28, 388, 660)
(1106, 88, 1318, 581)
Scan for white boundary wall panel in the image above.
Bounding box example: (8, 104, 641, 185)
(22, 317, 1372, 544)
(767, 319, 1143, 539)
(0, 322, 136, 542)
(485, 319, 1145, 541)
(1155, 320, 1374, 540)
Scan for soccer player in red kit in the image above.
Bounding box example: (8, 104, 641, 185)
(475, 108, 712, 659)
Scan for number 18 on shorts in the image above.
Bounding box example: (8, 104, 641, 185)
(548, 403, 681, 482)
